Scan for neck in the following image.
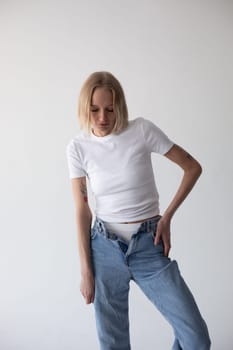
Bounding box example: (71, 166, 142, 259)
(92, 128, 112, 137)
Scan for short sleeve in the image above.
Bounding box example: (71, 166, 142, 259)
(66, 139, 86, 178)
(140, 117, 174, 154)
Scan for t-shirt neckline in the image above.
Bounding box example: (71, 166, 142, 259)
(90, 128, 115, 141)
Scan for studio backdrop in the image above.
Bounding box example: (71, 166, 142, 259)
(0, 1, 233, 349)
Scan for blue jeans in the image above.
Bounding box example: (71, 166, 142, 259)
(90, 216, 211, 350)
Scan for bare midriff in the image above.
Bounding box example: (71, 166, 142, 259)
(119, 215, 160, 224)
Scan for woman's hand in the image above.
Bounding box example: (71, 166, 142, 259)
(80, 272, 95, 304)
(154, 216, 171, 257)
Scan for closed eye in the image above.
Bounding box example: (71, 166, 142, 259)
(90, 109, 114, 112)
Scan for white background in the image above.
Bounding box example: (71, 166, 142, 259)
(1, 1, 233, 349)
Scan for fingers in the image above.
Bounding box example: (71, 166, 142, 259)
(153, 223, 171, 257)
(80, 286, 95, 304)
(80, 275, 95, 304)
(80, 287, 95, 304)
(163, 242, 171, 257)
(85, 293, 95, 304)
(154, 235, 171, 256)
(81, 290, 95, 304)
(154, 226, 162, 245)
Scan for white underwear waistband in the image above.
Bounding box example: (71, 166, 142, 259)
(103, 221, 142, 243)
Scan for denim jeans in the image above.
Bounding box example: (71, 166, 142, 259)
(90, 215, 211, 350)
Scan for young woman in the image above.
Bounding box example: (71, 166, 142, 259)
(66, 71, 211, 350)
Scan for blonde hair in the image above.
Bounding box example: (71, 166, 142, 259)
(78, 71, 129, 134)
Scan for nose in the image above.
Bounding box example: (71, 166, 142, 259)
(99, 109, 108, 121)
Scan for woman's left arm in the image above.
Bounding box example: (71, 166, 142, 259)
(154, 144, 202, 257)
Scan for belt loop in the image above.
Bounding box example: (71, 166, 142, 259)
(96, 217, 103, 234)
(95, 217, 119, 240)
(96, 219, 100, 231)
(96, 217, 109, 238)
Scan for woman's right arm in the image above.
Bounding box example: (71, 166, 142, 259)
(71, 176, 95, 304)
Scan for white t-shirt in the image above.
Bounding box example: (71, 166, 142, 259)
(66, 117, 174, 222)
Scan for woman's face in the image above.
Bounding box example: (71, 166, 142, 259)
(90, 87, 116, 137)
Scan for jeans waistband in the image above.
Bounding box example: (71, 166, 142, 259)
(92, 215, 162, 240)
